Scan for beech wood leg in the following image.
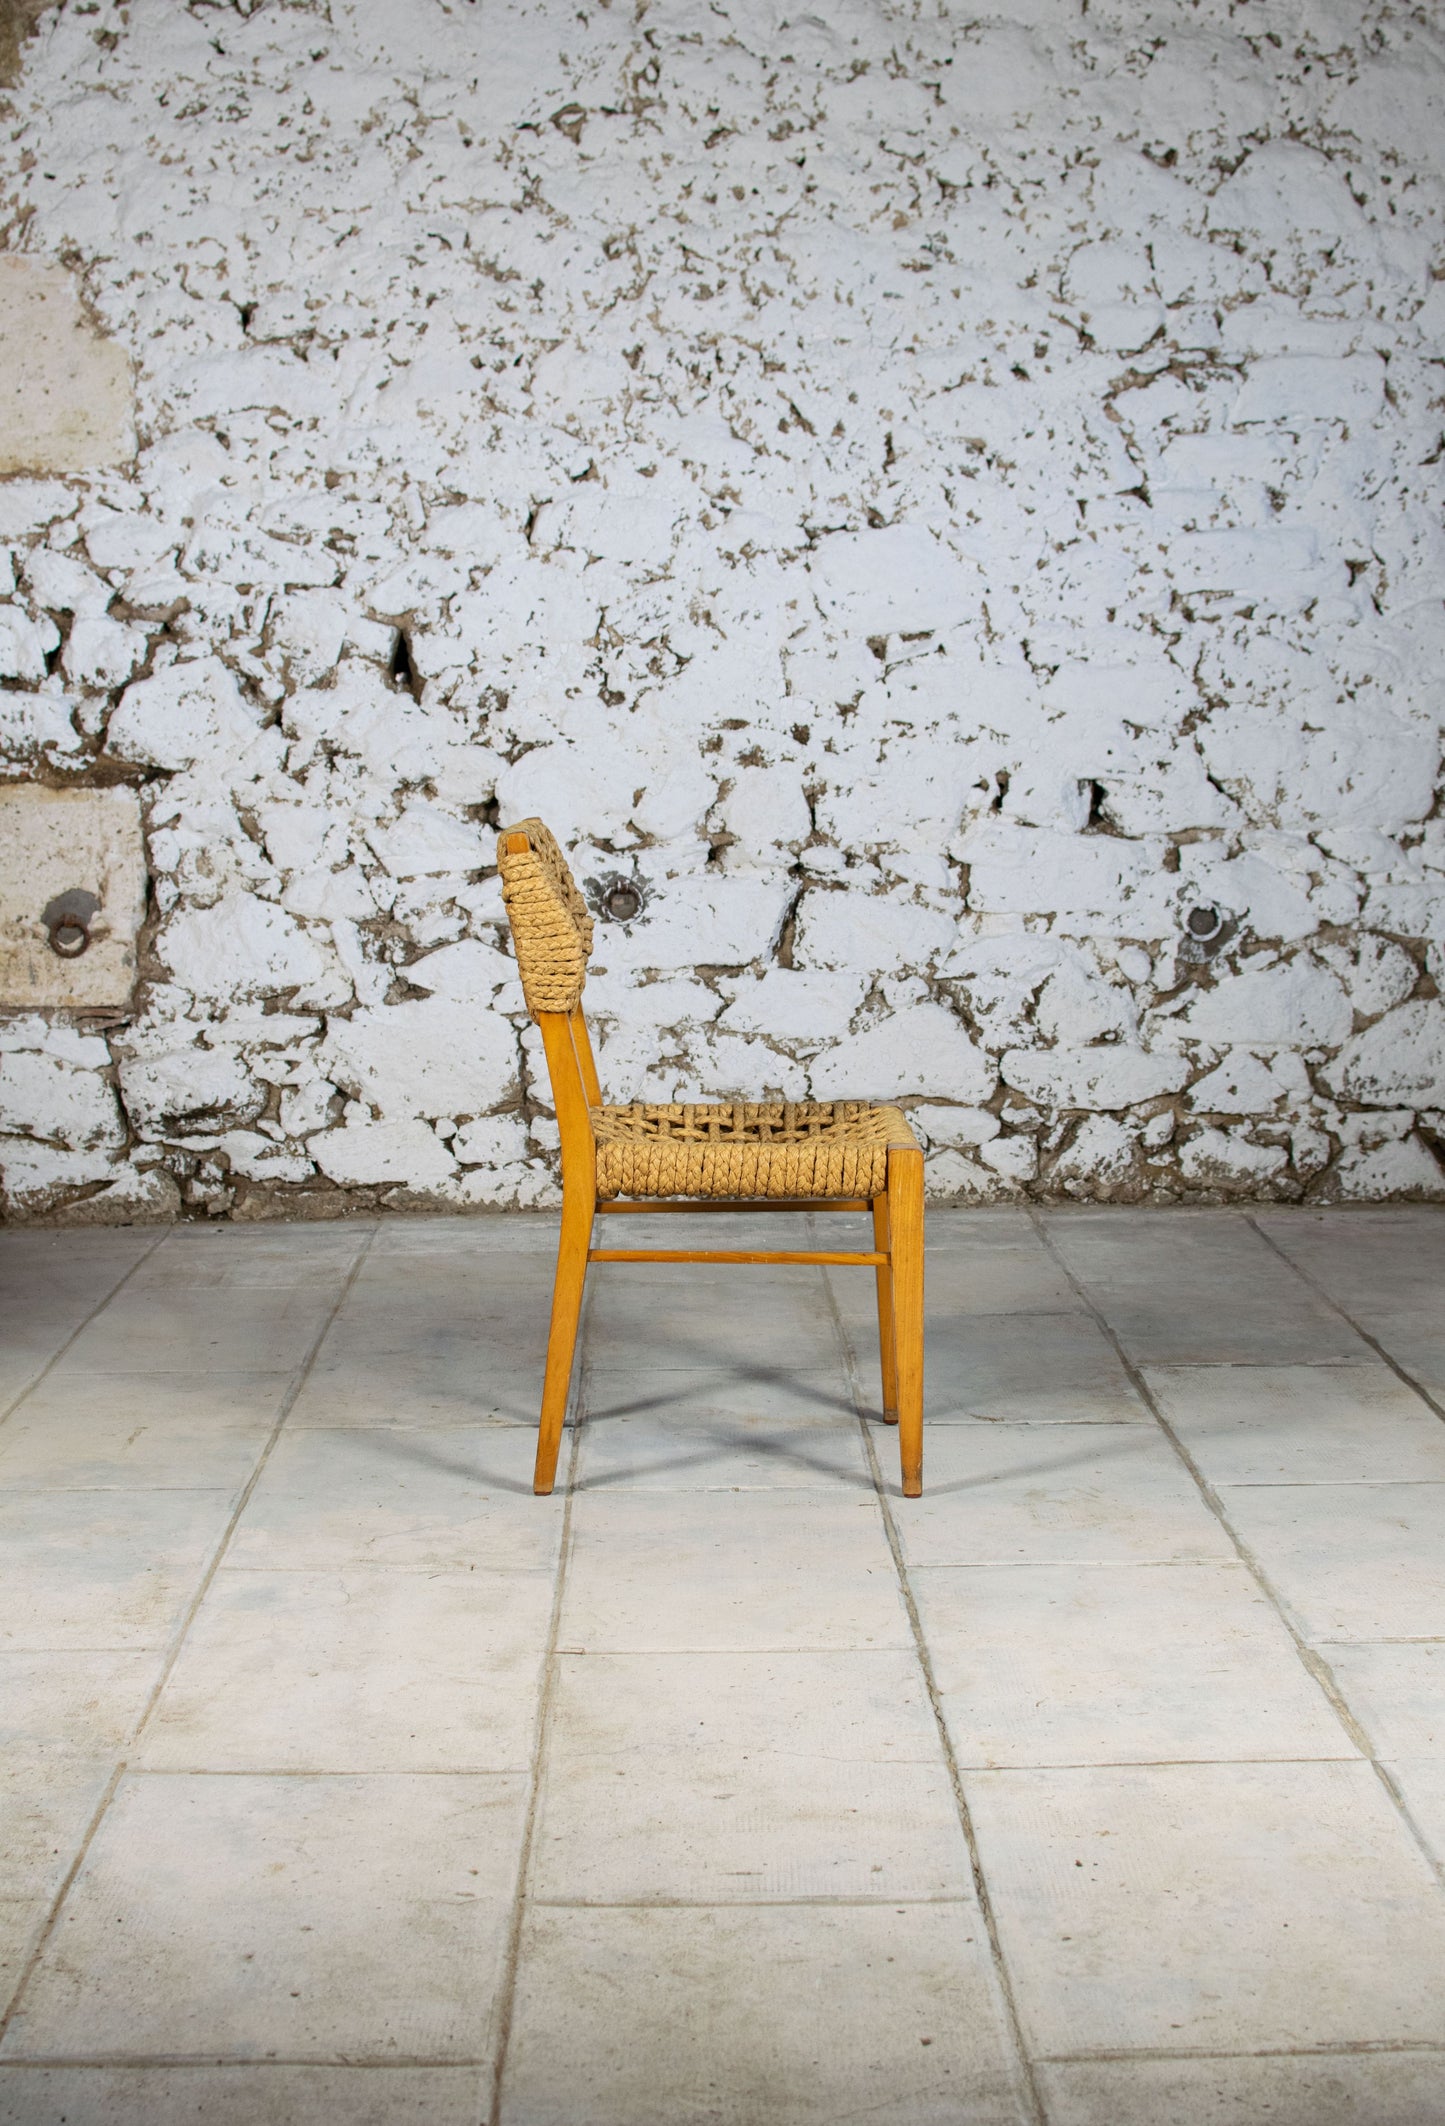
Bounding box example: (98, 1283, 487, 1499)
(872, 1193, 899, 1423)
(535, 1185, 593, 1494)
(888, 1147, 924, 1497)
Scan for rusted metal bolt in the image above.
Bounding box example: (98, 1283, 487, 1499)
(1185, 903, 1225, 942)
(604, 883, 642, 923)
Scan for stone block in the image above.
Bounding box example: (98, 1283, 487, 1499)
(0, 256, 133, 476)
(0, 785, 145, 1011)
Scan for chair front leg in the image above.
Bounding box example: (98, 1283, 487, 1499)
(887, 1146, 924, 1497)
(872, 1193, 899, 1424)
(535, 1180, 594, 1494)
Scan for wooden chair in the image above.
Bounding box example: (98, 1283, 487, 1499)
(497, 819, 925, 1497)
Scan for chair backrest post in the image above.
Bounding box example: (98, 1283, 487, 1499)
(569, 1005, 602, 1108)
(537, 1010, 596, 1193)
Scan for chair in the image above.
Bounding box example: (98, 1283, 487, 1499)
(497, 818, 925, 1496)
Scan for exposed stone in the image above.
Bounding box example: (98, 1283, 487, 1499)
(311, 1116, 457, 1188)
(1002, 1047, 1190, 1113)
(117, 1045, 266, 1137)
(1323, 1002, 1445, 1109)
(316, 996, 519, 1122)
(810, 1004, 993, 1105)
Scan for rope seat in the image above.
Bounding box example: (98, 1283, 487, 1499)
(593, 1099, 915, 1200)
(496, 817, 594, 1018)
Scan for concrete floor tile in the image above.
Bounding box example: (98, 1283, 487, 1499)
(1322, 1640, 1445, 1758)
(369, 1212, 558, 1256)
(918, 1562, 1347, 1766)
(585, 1264, 842, 1371)
(585, 1363, 857, 1426)
(1147, 1362, 1445, 1485)
(0, 2065, 490, 2126)
(0, 1235, 154, 1329)
(0, 1760, 113, 1901)
(55, 1286, 341, 1377)
(0, 1228, 156, 1271)
(577, 1376, 869, 1492)
(597, 1209, 825, 1251)
(139, 1567, 554, 1772)
(532, 1650, 968, 1903)
(1218, 1482, 1445, 1640)
(901, 1312, 1150, 1425)
(0, 1371, 288, 1490)
(1, 1772, 524, 2064)
(310, 1294, 550, 1368)
(501, 1903, 1028, 2126)
(1255, 1208, 1445, 1322)
(0, 1351, 51, 1415)
(1037, 2053, 1445, 2126)
(0, 1490, 231, 1651)
(898, 1424, 1230, 1568)
(561, 1492, 910, 1651)
(226, 1425, 558, 1571)
(289, 1354, 543, 1429)
(967, 1759, 1445, 2053)
(129, 1225, 368, 1290)
(1042, 1211, 1372, 1365)
(829, 1217, 1077, 1319)
(0, 1651, 161, 1757)
(1354, 1315, 1445, 1407)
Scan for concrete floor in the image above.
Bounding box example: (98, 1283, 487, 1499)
(1, 1207, 1444, 2126)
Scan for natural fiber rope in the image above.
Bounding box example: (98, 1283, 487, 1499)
(497, 817, 594, 1018)
(594, 1100, 917, 1200)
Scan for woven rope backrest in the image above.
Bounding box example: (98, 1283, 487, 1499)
(497, 818, 594, 1019)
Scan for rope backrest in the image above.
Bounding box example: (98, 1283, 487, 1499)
(497, 817, 594, 1018)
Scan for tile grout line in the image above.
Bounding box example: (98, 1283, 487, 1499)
(1244, 1212, 1445, 1427)
(815, 1225, 1049, 2126)
(1026, 1207, 1445, 1896)
(0, 1227, 171, 1436)
(0, 1220, 383, 2056)
(125, 1223, 384, 1748)
(485, 1280, 591, 2126)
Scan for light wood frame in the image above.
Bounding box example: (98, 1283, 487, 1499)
(508, 838, 925, 1499)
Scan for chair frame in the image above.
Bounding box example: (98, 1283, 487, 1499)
(505, 830, 924, 1501)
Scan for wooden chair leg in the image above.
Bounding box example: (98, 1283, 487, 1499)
(872, 1193, 899, 1424)
(888, 1146, 924, 1497)
(535, 1184, 593, 1494)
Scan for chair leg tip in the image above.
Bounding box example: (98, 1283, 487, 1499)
(881, 1407, 899, 1426)
(533, 1477, 556, 1496)
(902, 1474, 922, 1498)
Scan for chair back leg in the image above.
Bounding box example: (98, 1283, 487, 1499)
(872, 1193, 899, 1424)
(887, 1146, 924, 1497)
(535, 1180, 594, 1493)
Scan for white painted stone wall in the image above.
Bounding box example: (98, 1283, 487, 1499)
(0, 0, 1442, 1221)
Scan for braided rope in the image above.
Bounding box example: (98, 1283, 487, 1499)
(497, 817, 594, 1018)
(594, 1100, 917, 1199)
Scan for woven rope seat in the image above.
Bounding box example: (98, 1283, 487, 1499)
(593, 1099, 913, 1200)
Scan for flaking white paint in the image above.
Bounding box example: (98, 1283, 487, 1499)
(0, 0, 1441, 1220)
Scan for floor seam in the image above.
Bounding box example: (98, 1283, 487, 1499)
(816, 1223, 1049, 2126)
(1028, 1207, 1445, 1897)
(0, 1221, 381, 2055)
(0, 1227, 170, 1437)
(485, 1281, 590, 2126)
(1245, 1212, 1445, 1427)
